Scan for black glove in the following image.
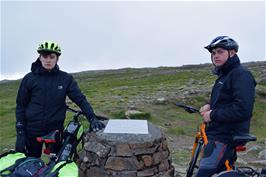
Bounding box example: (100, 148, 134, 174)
(89, 117, 105, 132)
(15, 122, 26, 153)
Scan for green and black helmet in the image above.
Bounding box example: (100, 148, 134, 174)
(37, 41, 61, 56)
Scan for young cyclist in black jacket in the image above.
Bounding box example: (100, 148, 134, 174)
(195, 36, 256, 177)
(15, 41, 105, 158)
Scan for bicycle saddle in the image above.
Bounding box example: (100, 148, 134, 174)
(37, 130, 60, 143)
(232, 134, 256, 145)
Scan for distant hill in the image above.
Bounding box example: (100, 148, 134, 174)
(0, 79, 13, 83)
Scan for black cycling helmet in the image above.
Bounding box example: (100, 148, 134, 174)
(205, 36, 239, 53)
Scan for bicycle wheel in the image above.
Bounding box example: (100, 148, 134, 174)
(214, 170, 246, 177)
(186, 141, 203, 177)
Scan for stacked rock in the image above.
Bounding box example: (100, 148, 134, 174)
(78, 122, 174, 177)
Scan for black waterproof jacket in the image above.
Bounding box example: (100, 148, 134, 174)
(16, 59, 96, 136)
(207, 55, 256, 144)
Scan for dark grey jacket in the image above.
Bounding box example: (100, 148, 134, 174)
(16, 59, 96, 136)
(207, 55, 256, 144)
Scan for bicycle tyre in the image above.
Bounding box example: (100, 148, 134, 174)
(214, 170, 246, 177)
(186, 141, 203, 177)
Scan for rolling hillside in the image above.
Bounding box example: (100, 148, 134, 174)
(1, 61, 265, 169)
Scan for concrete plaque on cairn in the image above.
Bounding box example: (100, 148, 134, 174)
(78, 119, 174, 177)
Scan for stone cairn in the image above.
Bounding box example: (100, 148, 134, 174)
(78, 122, 174, 177)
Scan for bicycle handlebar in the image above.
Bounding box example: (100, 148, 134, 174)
(95, 115, 109, 121)
(66, 105, 84, 115)
(175, 102, 199, 113)
(66, 105, 109, 121)
(175, 102, 208, 145)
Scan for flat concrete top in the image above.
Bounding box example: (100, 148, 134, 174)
(103, 119, 148, 134)
(96, 120, 163, 143)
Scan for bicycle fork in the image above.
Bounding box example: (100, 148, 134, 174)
(191, 123, 208, 158)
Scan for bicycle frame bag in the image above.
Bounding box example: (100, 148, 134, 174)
(7, 157, 45, 177)
(38, 160, 78, 177)
(0, 150, 26, 176)
(56, 120, 84, 162)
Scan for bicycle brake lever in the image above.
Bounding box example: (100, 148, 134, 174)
(175, 102, 199, 113)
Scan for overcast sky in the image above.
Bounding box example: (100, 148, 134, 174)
(1, 1, 265, 80)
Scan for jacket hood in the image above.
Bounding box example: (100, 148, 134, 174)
(31, 58, 59, 74)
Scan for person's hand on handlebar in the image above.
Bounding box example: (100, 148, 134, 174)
(200, 104, 212, 123)
(199, 104, 210, 113)
(201, 110, 212, 123)
(89, 117, 105, 132)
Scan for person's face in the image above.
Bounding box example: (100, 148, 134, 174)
(211, 48, 230, 67)
(39, 53, 58, 71)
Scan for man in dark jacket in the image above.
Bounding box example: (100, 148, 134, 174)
(195, 36, 256, 177)
(15, 41, 105, 158)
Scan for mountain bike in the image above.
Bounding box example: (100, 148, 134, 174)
(214, 134, 266, 177)
(175, 102, 266, 177)
(36, 105, 108, 175)
(37, 105, 86, 164)
(175, 102, 207, 177)
(0, 105, 108, 176)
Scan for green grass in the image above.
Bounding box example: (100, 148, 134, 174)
(1, 63, 265, 167)
(167, 127, 186, 135)
(250, 98, 266, 138)
(171, 149, 191, 165)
